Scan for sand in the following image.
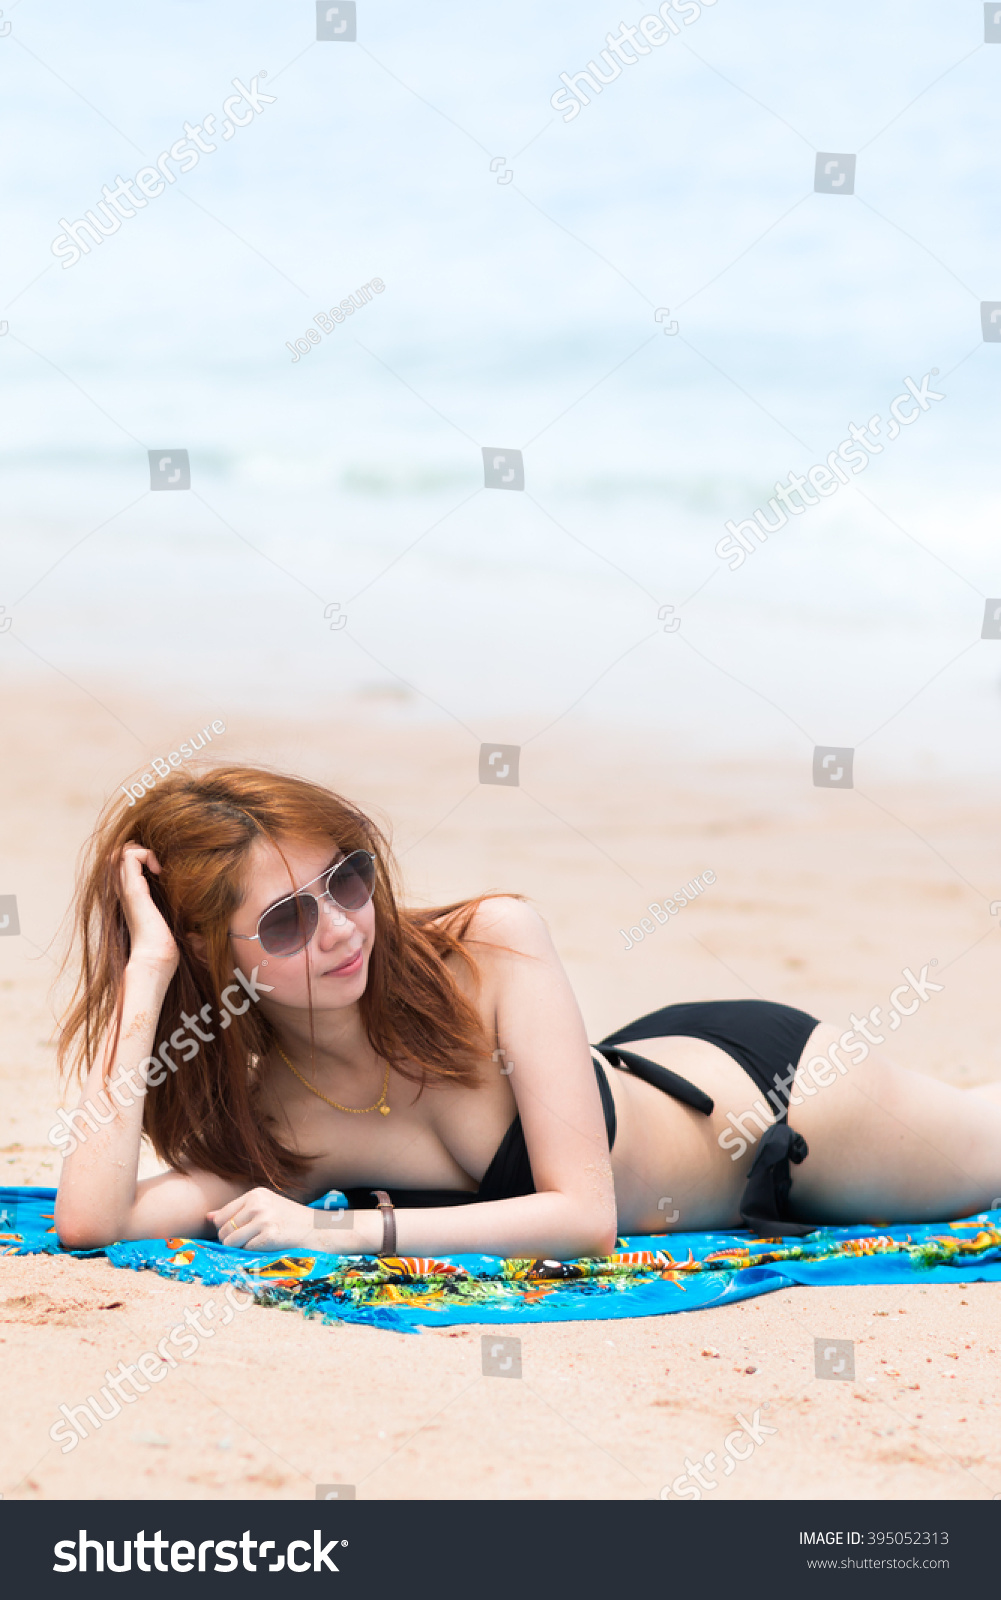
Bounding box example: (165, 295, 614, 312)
(1, 678, 999, 1501)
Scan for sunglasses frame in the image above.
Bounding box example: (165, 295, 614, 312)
(229, 849, 377, 959)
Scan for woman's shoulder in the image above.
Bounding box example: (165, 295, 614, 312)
(445, 895, 553, 959)
(429, 897, 559, 1036)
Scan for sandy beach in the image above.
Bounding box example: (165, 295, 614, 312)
(1, 676, 999, 1501)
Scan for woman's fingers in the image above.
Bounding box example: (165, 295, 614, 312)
(116, 844, 178, 970)
(119, 851, 163, 907)
(118, 845, 166, 893)
(208, 1194, 246, 1228)
(210, 1190, 264, 1246)
(210, 1207, 253, 1247)
(219, 1219, 260, 1249)
(208, 1189, 315, 1251)
(119, 843, 161, 877)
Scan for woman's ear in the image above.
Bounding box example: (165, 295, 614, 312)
(187, 931, 208, 965)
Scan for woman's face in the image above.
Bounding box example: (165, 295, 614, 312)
(228, 835, 376, 1011)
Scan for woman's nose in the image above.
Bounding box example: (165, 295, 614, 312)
(318, 897, 349, 932)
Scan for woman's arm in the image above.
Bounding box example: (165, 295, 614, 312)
(55, 955, 170, 1247)
(54, 844, 243, 1248)
(210, 899, 620, 1260)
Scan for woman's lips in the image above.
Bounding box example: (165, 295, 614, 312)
(323, 947, 363, 977)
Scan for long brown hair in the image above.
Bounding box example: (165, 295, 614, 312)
(58, 764, 514, 1191)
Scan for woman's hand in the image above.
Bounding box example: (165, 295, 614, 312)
(208, 1188, 323, 1251)
(118, 843, 179, 977)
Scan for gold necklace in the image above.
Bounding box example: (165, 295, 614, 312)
(275, 1042, 391, 1115)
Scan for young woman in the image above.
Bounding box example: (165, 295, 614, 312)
(54, 765, 1001, 1258)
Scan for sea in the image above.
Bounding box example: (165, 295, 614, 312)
(2, 0, 1000, 777)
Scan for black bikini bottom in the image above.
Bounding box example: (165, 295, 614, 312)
(599, 999, 820, 1237)
(335, 999, 821, 1238)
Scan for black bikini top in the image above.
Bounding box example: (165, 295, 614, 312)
(336, 1043, 714, 1213)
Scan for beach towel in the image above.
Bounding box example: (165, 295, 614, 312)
(3, 1187, 1000, 1334)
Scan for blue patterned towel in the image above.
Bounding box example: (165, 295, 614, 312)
(3, 1188, 999, 1333)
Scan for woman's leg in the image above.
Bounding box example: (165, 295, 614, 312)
(783, 1025, 1001, 1224)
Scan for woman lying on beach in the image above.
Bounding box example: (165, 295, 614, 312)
(54, 766, 1001, 1258)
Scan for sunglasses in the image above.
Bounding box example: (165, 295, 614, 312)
(230, 850, 377, 958)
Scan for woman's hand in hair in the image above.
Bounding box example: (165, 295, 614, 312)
(208, 1188, 323, 1252)
(118, 843, 179, 977)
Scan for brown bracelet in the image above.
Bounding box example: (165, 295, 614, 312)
(370, 1190, 397, 1257)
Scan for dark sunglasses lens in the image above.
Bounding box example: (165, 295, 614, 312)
(259, 893, 318, 957)
(328, 851, 375, 910)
